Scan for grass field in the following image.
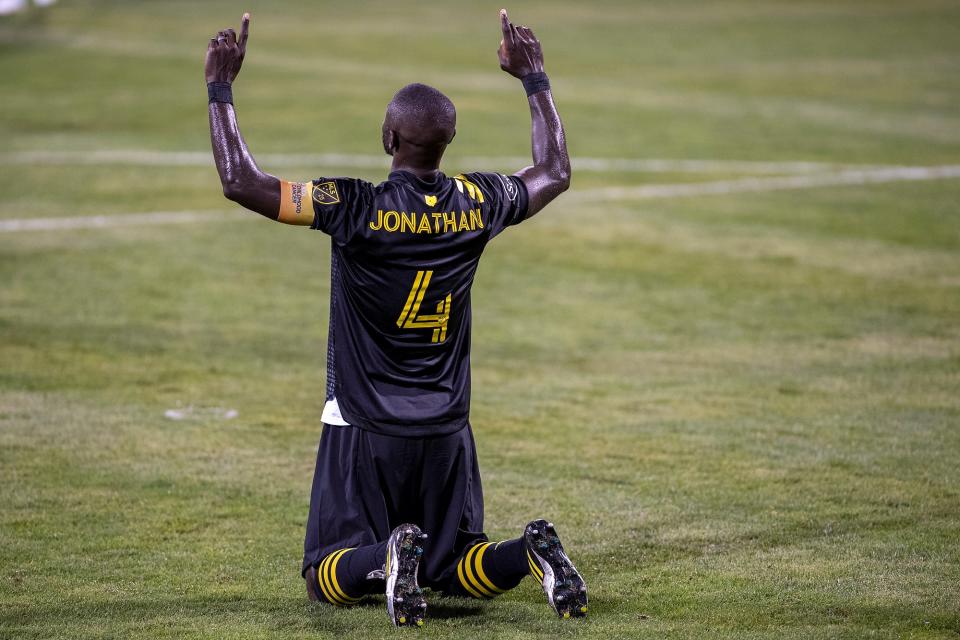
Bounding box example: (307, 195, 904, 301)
(2, 1, 959, 638)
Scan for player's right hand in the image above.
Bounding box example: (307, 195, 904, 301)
(205, 12, 250, 84)
(497, 8, 545, 79)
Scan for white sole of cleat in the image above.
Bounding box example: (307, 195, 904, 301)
(386, 524, 429, 628)
(524, 519, 588, 619)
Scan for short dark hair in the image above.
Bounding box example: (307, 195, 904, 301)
(384, 83, 456, 147)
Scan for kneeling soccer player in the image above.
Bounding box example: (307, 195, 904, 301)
(205, 8, 586, 627)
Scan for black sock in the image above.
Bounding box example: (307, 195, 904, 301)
(452, 538, 528, 598)
(315, 541, 387, 605)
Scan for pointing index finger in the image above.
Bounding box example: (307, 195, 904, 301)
(500, 8, 513, 41)
(239, 12, 250, 49)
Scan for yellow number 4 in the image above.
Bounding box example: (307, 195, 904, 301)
(396, 270, 451, 343)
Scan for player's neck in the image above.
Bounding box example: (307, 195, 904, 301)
(390, 150, 444, 181)
(393, 168, 440, 182)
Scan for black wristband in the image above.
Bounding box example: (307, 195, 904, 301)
(521, 72, 550, 97)
(207, 82, 233, 105)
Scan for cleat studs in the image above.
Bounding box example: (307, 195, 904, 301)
(399, 616, 407, 624)
(547, 522, 554, 528)
(531, 529, 539, 535)
(581, 606, 588, 613)
(416, 619, 424, 627)
(563, 611, 571, 619)
(396, 597, 404, 603)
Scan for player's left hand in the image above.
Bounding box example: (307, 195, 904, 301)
(205, 12, 250, 84)
(497, 8, 544, 79)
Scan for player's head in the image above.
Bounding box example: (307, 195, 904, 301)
(382, 83, 457, 163)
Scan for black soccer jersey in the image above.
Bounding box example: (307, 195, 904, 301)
(309, 170, 529, 437)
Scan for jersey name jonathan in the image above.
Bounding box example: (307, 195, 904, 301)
(368, 208, 484, 234)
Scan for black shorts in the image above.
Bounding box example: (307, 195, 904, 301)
(302, 422, 486, 592)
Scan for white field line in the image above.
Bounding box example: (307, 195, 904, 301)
(0, 211, 233, 232)
(0, 150, 884, 175)
(571, 165, 960, 201)
(2, 165, 959, 234)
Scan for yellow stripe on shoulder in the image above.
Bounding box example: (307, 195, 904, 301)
(453, 175, 485, 204)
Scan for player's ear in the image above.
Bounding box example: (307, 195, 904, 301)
(382, 128, 397, 156)
(448, 129, 456, 145)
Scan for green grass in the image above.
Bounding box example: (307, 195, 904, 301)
(2, 0, 959, 638)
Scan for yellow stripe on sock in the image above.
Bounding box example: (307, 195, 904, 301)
(463, 544, 496, 598)
(327, 548, 360, 604)
(316, 553, 344, 605)
(321, 553, 346, 605)
(457, 545, 494, 599)
(472, 543, 506, 595)
(456, 554, 486, 599)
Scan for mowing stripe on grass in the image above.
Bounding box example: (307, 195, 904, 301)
(572, 165, 960, 201)
(0, 150, 886, 175)
(3, 165, 959, 233)
(0, 211, 233, 232)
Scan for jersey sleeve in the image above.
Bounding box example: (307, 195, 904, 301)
(308, 177, 375, 243)
(459, 172, 529, 238)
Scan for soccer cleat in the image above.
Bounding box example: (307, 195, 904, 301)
(385, 524, 428, 627)
(524, 519, 588, 619)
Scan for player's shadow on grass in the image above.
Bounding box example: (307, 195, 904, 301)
(427, 593, 619, 626)
(319, 593, 485, 619)
(423, 596, 485, 619)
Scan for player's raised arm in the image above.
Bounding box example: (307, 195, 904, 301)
(206, 14, 315, 226)
(498, 9, 571, 218)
